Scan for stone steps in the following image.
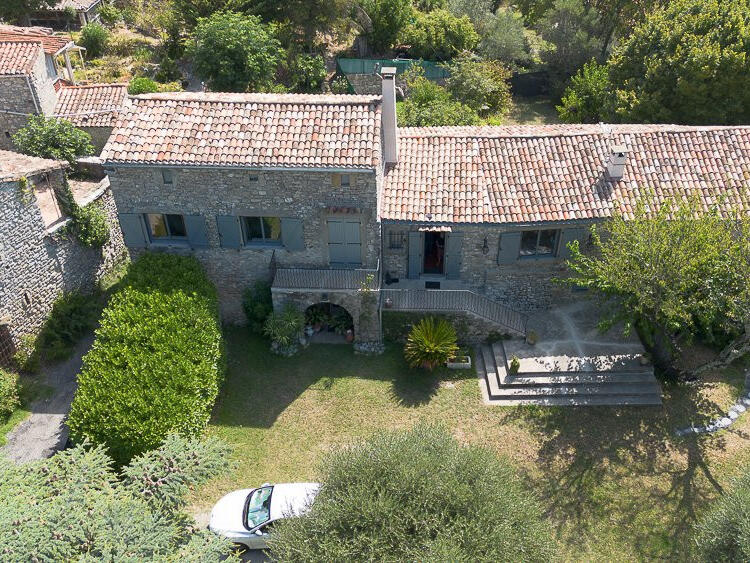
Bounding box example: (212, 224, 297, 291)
(477, 342, 662, 407)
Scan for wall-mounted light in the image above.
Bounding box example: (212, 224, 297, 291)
(481, 237, 489, 255)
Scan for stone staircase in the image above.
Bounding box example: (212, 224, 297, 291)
(476, 340, 663, 406)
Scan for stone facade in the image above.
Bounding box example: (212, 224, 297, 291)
(108, 166, 381, 323)
(0, 171, 125, 358)
(383, 310, 513, 345)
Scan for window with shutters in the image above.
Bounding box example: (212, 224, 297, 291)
(519, 229, 559, 257)
(331, 173, 351, 187)
(241, 216, 282, 246)
(145, 213, 186, 241)
(161, 169, 174, 185)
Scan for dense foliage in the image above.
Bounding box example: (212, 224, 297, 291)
(404, 316, 459, 369)
(269, 424, 555, 561)
(0, 0, 55, 23)
(68, 253, 223, 464)
(287, 54, 327, 93)
(263, 304, 304, 352)
(128, 77, 160, 95)
(72, 201, 110, 247)
(608, 0, 750, 124)
(404, 8, 479, 61)
(444, 54, 512, 116)
(12, 115, 93, 165)
(79, 23, 111, 58)
(189, 11, 283, 92)
(476, 6, 533, 68)
(242, 280, 273, 333)
(0, 435, 233, 560)
(557, 59, 612, 122)
(564, 194, 750, 373)
(398, 67, 480, 126)
(0, 368, 19, 420)
(356, 0, 414, 54)
(694, 466, 750, 561)
(35, 292, 99, 363)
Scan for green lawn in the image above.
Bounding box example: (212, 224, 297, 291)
(505, 95, 561, 125)
(0, 373, 54, 447)
(192, 327, 750, 561)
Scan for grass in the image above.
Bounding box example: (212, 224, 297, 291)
(505, 95, 561, 125)
(192, 327, 750, 561)
(0, 373, 54, 447)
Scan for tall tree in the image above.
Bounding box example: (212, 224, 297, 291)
(355, 0, 414, 55)
(444, 54, 512, 116)
(0, 0, 55, 23)
(404, 8, 479, 61)
(556, 59, 613, 122)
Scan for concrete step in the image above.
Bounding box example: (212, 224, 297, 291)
(484, 394, 663, 406)
(480, 344, 502, 397)
(490, 382, 661, 397)
(504, 372, 658, 385)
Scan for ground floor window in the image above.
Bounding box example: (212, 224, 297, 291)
(241, 216, 282, 245)
(146, 213, 186, 240)
(520, 229, 559, 257)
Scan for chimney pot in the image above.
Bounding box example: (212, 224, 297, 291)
(607, 144, 628, 180)
(381, 67, 398, 165)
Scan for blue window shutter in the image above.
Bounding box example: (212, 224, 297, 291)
(216, 216, 241, 249)
(558, 227, 587, 259)
(281, 218, 304, 251)
(184, 215, 209, 248)
(497, 232, 521, 264)
(445, 232, 462, 279)
(118, 213, 147, 248)
(407, 231, 422, 279)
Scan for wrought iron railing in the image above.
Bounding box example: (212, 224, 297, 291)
(272, 262, 379, 291)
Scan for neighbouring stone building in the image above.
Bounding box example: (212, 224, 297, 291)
(0, 150, 124, 364)
(28, 0, 103, 30)
(0, 30, 126, 153)
(100, 71, 750, 344)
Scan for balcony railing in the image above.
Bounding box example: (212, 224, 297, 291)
(381, 289, 528, 336)
(272, 264, 379, 291)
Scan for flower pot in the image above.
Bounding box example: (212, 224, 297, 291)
(346, 329, 354, 342)
(446, 356, 472, 369)
(313, 323, 322, 332)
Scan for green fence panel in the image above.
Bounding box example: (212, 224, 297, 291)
(336, 58, 449, 80)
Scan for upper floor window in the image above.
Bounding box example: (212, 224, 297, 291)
(248, 173, 259, 182)
(146, 213, 186, 240)
(242, 216, 282, 245)
(161, 169, 174, 185)
(331, 173, 351, 187)
(520, 229, 558, 257)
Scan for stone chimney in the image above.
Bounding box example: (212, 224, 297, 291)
(606, 144, 628, 180)
(381, 67, 398, 165)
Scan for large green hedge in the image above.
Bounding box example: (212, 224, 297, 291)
(68, 253, 223, 464)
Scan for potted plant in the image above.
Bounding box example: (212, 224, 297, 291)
(263, 304, 305, 356)
(404, 317, 458, 370)
(346, 328, 354, 342)
(509, 355, 520, 375)
(331, 311, 353, 335)
(446, 349, 472, 369)
(305, 306, 326, 332)
(525, 330, 538, 346)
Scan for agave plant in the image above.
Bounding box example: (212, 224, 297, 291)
(404, 317, 459, 370)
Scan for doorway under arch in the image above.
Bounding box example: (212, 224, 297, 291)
(304, 303, 354, 344)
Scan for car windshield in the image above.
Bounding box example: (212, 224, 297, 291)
(245, 486, 273, 529)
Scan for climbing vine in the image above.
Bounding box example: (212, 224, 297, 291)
(17, 176, 33, 204)
(59, 178, 110, 248)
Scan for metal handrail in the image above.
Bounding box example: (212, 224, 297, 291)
(380, 288, 528, 336)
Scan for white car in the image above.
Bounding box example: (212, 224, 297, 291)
(208, 483, 320, 550)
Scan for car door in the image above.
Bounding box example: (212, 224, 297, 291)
(246, 520, 275, 550)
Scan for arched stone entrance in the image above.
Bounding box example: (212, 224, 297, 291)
(304, 303, 354, 343)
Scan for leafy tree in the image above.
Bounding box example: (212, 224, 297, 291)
(355, 0, 414, 55)
(288, 54, 327, 93)
(169, 0, 231, 30)
(693, 466, 750, 562)
(557, 59, 613, 122)
(242, 280, 273, 333)
(0, 0, 55, 23)
(608, 0, 750, 124)
(12, 115, 93, 165)
(447, 0, 493, 28)
(477, 6, 533, 68)
(269, 424, 555, 561)
(128, 77, 160, 95)
(536, 0, 603, 90)
(413, 0, 446, 11)
(0, 435, 234, 560)
(404, 8, 478, 60)
(398, 67, 480, 126)
(564, 193, 750, 375)
(444, 54, 512, 116)
(249, 0, 353, 48)
(79, 22, 111, 58)
(516, 0, 554, 25)
(189, 11, 283, 92)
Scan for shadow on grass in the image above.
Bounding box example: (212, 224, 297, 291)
(500, 373, 747, 560)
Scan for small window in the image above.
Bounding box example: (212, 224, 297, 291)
(331, 173, 351, 187)
(341, 174, 351, 187)
(241, 216, 282, 245)
(519, 229, 559, 257)
(161, 169, 173, 185)
(388, 230, 404, 249)
(145, 213, 186, 240)
(248, 173, 259, 182)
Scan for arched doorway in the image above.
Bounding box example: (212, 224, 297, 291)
(304, 303, 354, 344)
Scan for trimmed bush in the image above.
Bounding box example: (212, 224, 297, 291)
(128, 77, 159, 95)
(268, 424, 555, 561)
(0, 369, 19, 419)
(404, 316, 458, 369)
(36, 292, 98, 362)
(79, 23, 110, 58)
(67, 253, 223, 464)
(242, 280, 273, 333)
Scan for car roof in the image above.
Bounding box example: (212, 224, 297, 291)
(269, 483, 320, 520)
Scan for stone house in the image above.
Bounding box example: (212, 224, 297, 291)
(0, 150, 125, 364)
(28, 0, 104, 30)
(101, 71, 750, 345)
(0, 33, 126, 153)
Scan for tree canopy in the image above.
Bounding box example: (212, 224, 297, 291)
(444, 54, 512, 116)
(268, 424, 555, 561)
(356, 0, 414, 55)
(556, 59, 612, 123)
(0, 0, 55, 23)
(403, 8, 479, 61)
(398, 67, 481, 126)
(12, 116, 93, 165)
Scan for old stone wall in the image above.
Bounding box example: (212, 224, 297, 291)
(109, 166, 382, 322)
(0, 173, 125, 351)
(382, 223, 585, 313)
(382, 310, 512, 346)
(82, 126, 114, 154)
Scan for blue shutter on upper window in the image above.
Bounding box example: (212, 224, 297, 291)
(497, 232, 521, 264)
(118, 213, 147, 248)
(558, 227, 587, 259)
(281, 218, 304, 251)
(216, 216, 242, 248)
(184, 215, 209, 248)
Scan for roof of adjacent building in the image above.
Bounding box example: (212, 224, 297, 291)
(0, 150, 67, 182)
(0, 41, 43, 76)
(381, 124, 750, 225)
(50, 0, 101, 11)
(101, 92, 382, 170)
(54, 84, 128, 127)
(0, 25, 73, 55)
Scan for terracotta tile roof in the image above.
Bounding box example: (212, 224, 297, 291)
(382, 125, 750, 224)
(0, 25, 73, 55)
(51, 0, 100, 11)
(54, 84, 128, 127)
(0, 41, 43, 75)
(0, 149, 67, 182)
(101, 92, 382, 169)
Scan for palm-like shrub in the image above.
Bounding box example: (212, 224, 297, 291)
(404, 317, 458, 369)
(263, 305, 304, 350)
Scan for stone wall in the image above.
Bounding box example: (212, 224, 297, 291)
(82, 126, 114, 154)
(0, 173, 125, 352)
(382, 223, 586, 313)
(382, 310, 512, 346)
(109, 166, 382, 322)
